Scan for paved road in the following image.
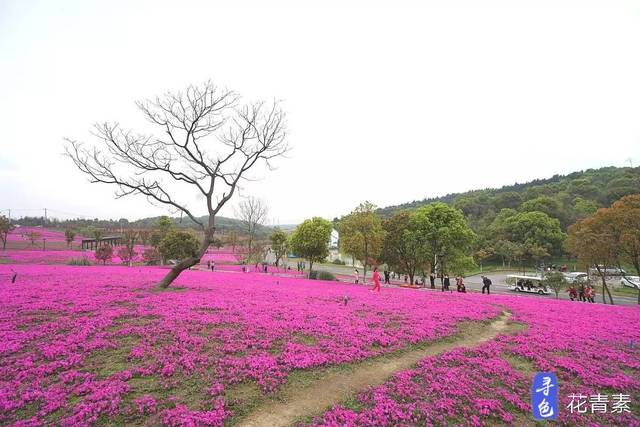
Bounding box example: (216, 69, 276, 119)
(310, 263, 638, 306)
(463, 272, 638, 306)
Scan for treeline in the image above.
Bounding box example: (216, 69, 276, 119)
(12, 215, 272, 238)
(379, 166, 640, 228)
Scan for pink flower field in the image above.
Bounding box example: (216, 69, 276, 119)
(0, 264, 638, 426)
(0, 246, 149, 265)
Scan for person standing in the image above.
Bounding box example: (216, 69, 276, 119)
(383, 269, 390, 284)
(211, 261, 215, 271)
(586, 285, 595, 303)
(578, 284, 586, 302)
(430, 272, 436, 289)
(481, 276, 492, 294)
(371, 267, 381, 292)
(354, 269, 360, 284)
(443, 274, 451, 291)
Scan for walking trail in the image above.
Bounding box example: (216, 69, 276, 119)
(237, 311, 520, 427)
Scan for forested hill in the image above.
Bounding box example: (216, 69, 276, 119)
(377, 166, 640, 230)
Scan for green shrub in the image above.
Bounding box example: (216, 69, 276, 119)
(67, 257, 92, 266)
(331, 259, 345, 265)
(309, 270, 336, 281)
(318, 271, 336, 281)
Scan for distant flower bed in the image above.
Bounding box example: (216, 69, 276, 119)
(8, 227, 86, 243)
(0, 245, 149, 265)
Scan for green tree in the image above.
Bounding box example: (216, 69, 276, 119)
(381, 211, 426, 285)
(566, 210, 616, 304)
(412, 203, 476, 279)
(84, 226, 104, 244)
(338, 202, 385, 279)
(573, 197, 599, 220)
(158, 230, 200, 262)
(544, 271, 568, 299)
(520, 196, 565, 223)
(493, 192, 522, 210)
(493, 239, 523, 268)
(270, 228, 289, 267)
(0, 216, 13, 250)
(605, 176, 640, 203)
(290, 217, 332, 276)
(608, 194, 640, 304)
(95, 245, 113, 265)
(64, 228, 76, 248)
(503, 211, 565, 259)
(150, 216, 174, 248)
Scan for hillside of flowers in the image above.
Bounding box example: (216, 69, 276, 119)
(7, 227, 85, 244)
(311, 296, 640, 427)
(0, 265, 501, 426)
(0, 247, 151, 265)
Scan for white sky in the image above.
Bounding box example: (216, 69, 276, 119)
(1, 0, 639, 225)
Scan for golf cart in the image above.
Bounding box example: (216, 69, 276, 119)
(507, 274, 551, 295)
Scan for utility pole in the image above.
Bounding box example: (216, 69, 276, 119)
(44, 208, 47, 226)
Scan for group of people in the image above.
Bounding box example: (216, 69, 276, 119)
(352, 267, 383, 292)
(567, 284, 596, 303)
(296, 261, 306, 272)
(206, 261, 215, 271)
(353, 268, 476, 294)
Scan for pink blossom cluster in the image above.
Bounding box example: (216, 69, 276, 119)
(200, 249, 240, 264)
(0, 265, 499, 426)
(7, 227, 85, 243)
(311, 295, 640, 426)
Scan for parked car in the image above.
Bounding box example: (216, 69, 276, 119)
(563, 272, 588, 283)
(620, 276, 640, 289)
(589, 266, 626, 276)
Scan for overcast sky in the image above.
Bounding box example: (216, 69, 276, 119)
(1, 0, 639, 224)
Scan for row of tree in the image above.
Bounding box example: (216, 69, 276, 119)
(566, 195, 640, 304)
(337, 202, 475, 285)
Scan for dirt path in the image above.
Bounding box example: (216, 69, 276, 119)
(237, 311, 519, 427)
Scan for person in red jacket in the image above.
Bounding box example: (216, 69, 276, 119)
(371, 266, 381, 292)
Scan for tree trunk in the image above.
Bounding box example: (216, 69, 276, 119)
(605, 282, 614, 305)
(599, 275, 614, 305)
(157, 226, 214, 289)
(308, 260, 313, 278)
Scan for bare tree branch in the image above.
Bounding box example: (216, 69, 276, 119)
(64, 80, 289, 288)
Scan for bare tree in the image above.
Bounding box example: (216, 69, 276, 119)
(235, 196, 268, 254)
(65, 81, 288, 288)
